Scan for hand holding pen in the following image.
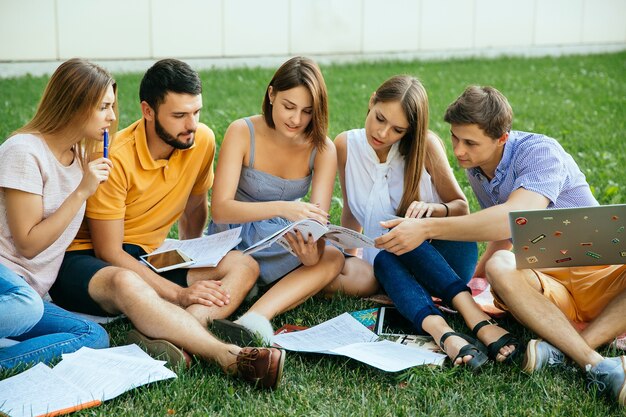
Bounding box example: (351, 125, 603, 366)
(103, 128, 109, 158)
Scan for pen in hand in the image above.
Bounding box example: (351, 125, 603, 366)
(103, 128, 109, 158)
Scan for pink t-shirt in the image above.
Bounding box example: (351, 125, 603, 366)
(0, 134, 84, 296)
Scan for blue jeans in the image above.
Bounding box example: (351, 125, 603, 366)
(374, 240, 478, 334)
(0, 264, 110, 370)
(0, 263, 43, 338)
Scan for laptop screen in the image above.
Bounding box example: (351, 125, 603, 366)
(509, 204, 626, 269)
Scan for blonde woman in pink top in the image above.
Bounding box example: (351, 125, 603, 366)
(0, 58, 114, 369)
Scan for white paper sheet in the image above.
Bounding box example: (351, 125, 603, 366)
(273, 313, 446, 372)
(273, 313, 377, 353)
(152, 227, 242, 268)
(0, 345, 176, 417)
(53, 346, 176, 401)
(331, 340, 446, 372)
(0, 363, 98, 417)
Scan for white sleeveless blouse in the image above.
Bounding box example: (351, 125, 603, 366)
(344, 128, 441, 264)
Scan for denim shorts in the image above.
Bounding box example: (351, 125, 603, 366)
(50, 244, 189, 316)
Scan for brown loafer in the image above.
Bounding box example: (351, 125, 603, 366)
(126, 329, 192, 370)
(235, 347, 285, 390)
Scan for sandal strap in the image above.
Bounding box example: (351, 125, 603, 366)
(440, 333, 489, 371)
(486, 333, 521, 361)
(456, 344, 485, 362)
(439, 331, 487, 355)
(438, 331, 457, 351)
(472, 318, 499, 335)
(471, 319, 520, 362)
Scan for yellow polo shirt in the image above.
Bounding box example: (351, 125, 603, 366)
(69, 118, 215, 252)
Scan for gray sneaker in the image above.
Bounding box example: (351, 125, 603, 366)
(522, 339, 565, 373)
(586, 356, 626, 407)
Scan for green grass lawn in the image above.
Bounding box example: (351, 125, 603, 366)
(1, 52, 625, 416)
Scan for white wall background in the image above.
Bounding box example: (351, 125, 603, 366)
(0, 0, 625, 74)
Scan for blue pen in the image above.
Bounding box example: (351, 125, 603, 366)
(103, 128, 109, 158)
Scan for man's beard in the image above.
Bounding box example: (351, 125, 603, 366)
(155, 115, 195, 150)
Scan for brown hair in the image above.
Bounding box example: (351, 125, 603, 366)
(15, 58, 118, 163)
(262, 56, 328, 150)
(443, 85, 513, 139)
(371, 75, 431, 217)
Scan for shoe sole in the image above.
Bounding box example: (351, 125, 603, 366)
(212, 319, 257, 346)
(617, 356, 626, 407)
(273, 349, 286, 389)
(522, 339, 539, 373)
(126, 329, 190, 369)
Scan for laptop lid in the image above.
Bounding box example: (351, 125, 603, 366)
(509, 204, 626, 269)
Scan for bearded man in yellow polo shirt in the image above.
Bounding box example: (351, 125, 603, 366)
(50, 59, 285, 390)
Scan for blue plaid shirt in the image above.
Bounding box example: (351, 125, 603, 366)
(467, 131, 598, 209)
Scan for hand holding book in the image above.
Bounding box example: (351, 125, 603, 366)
(282, 229, 325, 266)
(243, 218, 375, 257)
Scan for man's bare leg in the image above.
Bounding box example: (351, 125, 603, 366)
(581, 288, 626, 349)
(89, 267, 241, 370)
(485, 250, 603, 368)
(185, 251, 258, 325)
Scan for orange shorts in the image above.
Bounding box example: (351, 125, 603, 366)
(493, 264, 626, 322)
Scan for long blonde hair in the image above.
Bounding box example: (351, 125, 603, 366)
(371, 75, 430, 216)
(14, 58, 118, 163)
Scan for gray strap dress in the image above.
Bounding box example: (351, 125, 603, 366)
(208, 118, 317, 285)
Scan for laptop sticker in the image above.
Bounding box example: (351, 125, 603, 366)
(531, 234, 546, 244)
(509, 204, 626, 268)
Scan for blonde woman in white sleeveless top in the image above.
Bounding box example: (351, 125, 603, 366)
(324, 76, 518, 370)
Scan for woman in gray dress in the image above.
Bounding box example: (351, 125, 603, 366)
(209, 57, 344, 344)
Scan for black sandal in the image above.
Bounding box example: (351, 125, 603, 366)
(438, 331, 488, 372)
(472, 319, 520, 363)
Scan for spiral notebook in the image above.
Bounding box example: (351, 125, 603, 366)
(509, 204, 626, 268)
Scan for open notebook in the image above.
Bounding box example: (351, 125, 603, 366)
(509, 204, 626, 269)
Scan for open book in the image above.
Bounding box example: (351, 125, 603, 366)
(243, 219, 374, 256)
(148, 227, 242, 269)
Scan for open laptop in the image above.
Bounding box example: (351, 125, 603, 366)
(509, 204, 626, 269)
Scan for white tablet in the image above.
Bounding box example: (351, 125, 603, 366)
(140, 249, 194, 272)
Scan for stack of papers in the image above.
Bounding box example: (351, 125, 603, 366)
(0, 344, 176, 417)
(273, 313, 445, 372)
